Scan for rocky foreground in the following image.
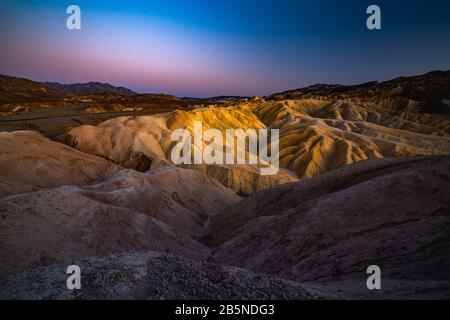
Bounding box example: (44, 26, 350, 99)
(0, 252, 322, 300)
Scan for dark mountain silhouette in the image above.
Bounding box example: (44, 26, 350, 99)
(269, 70, 450, 102)
(0, 74, 62, 103)
(43, 81, 137, 95)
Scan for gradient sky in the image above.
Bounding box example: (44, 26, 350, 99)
(1, 0, 450, 97)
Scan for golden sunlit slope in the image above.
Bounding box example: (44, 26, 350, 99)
(64, 107, 264, 161)
(0, 131, 121, 197)
(251, 98, 450, 178)
(61, 97, 450, 191)
(62, 107, 295, 195)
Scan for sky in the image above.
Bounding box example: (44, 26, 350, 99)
(1, 0, 450, 97)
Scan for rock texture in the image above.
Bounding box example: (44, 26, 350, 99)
(0, 131, 120, 197)
(0, 252, 321, 300)
(0, 71, 449, 300)
(0, 162, 240, 274)
(60, 72, 450, 192)
(62, 107, 295, 194)
(206, 156, 450, 298)
(0, 188, 209, 274)
(0, 143, 449, 298)
(252, 99, 450, 178)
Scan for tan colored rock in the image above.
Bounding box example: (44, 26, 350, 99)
(0, 165, 240, 274)
(62, 107, 293, 193)
(0, 130, 120, 197)
(252, 99, 450, 178)
(62, 98, 450, 194)
(183, 163, 295, 195)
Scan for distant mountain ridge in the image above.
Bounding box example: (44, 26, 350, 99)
(268, 70, 450, 101)
(2, 70, 449, 102)
(0, 74, 138, 103)
(0, 74, 62, 103)
(43, 81, 137, 95)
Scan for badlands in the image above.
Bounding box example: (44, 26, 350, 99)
(0, 71, 449, 299)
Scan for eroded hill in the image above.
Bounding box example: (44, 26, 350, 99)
(0, 71, 449, 299)
(60, 93, 450, 191)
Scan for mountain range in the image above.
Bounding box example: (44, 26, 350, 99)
(269, 70, 450, 102)
(43, 81, 137, 96)
(0, 74, 137, 100)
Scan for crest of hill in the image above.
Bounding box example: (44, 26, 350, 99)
(0, 74, 62, 103)
(206, 155, 450, 299)
(269, 70, 450, 102)
(43, 81, 137, 96)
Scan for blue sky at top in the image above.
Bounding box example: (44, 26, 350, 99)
(1, 0, 449, 96)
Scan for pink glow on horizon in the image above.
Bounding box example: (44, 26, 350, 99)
(0, 6, 289, 97)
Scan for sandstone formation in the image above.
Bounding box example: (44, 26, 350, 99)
(251, 98, 450, 178)
(59, 72, 450, 192)
(206, 156, 450, 298)
(0, 132, 240, 273)
(0, 71, 449, 300)
(0, 130, 120, 197)
(61, 107, 295, 194)
(1, 155, 448, 298)
(183, 163, 295, 196)
(61, 98, 450, 193)
(0, 164, 239, 274)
